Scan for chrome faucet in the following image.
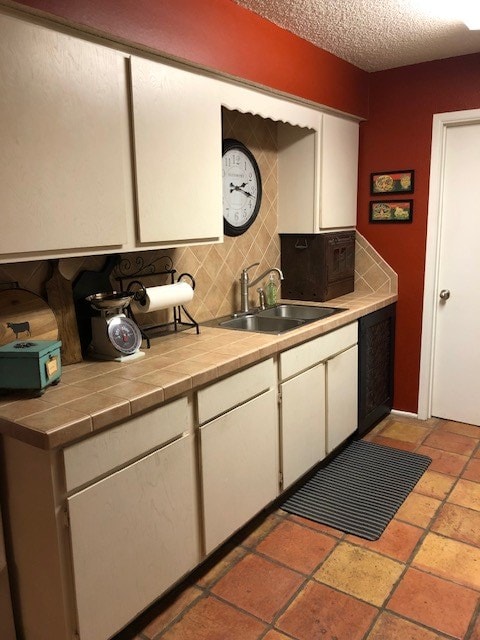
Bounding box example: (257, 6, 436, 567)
(239, 263, 284, 314)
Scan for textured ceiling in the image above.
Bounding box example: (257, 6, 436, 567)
(233, 0, 480, 71)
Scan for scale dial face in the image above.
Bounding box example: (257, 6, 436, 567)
(107, 316, 142, 355)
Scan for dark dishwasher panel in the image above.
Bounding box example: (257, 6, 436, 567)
(357, 303, 396, 436)
(280, 231, 355, 302)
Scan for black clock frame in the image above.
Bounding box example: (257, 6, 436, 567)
(222, 138, 262, 237)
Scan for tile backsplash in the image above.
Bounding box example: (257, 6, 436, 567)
(0, 110, 396, 349)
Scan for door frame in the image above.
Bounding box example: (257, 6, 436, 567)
(418, 108, 480, 420)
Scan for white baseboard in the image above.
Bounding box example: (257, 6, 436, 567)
(391, 409, 419, 420)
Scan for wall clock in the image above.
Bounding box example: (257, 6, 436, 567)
(222, 138, 262, 236)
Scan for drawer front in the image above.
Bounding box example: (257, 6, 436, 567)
(197, 358, 275, 425)
(64, 396, 191, 492)
(280, 322, 357, 380)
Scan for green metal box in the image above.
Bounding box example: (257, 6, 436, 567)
(0, 340, 62, 393)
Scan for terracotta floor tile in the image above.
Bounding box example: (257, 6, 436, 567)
(387, 567, 479, 639)
(447, 478, 480, 511)
(161, 596, 266, 640)
(345, 519, 423, 562)
(277, 581, 377, 640)
(395, 492, 442, 528)
(422, 430, 477, 456)
(439, 420, 480, 440)
(413, 470, 456, 500)
(142, 586, 203, 639)
(374, 421, 430, 444)
(211, 554, 304, 623)
(256, 520, 337, 574)
(462, 457, 480, 482)
(416, 445, 469, 476)
(314, 542, 404, 606)
(368, 435, 418, 452)
(195, 545, 246, 589)
(239, 513, 284, 549)
(412, 532, 480, 590)
(263, 631, 292, 640)
(366, 611, 446, 640)
(431, 503, 480, 547)
(287, 514, 344, 538)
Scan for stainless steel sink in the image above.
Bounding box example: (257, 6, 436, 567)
(210, 303, 346, 334)
(219, 314, 304, 334)
(257, 304, 344, 321)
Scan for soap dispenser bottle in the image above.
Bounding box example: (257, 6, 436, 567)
(265, 273, 278, 306)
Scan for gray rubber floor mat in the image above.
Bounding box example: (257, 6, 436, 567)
(281, 440, 431, 540)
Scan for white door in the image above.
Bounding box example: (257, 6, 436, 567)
(427, 118, 480, 425)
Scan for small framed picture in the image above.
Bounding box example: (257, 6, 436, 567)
(370, 170, 414, 194)
(369, 200, 413, 223)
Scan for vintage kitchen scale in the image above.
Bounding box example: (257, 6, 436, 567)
(85, 291, 144, 362)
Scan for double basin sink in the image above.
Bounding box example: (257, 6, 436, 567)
(215, 304, 346, 334)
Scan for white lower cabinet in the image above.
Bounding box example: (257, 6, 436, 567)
(68, 433, 200, 640)
(280, 363, 326, 488)
(200, 389, 279, 554)
(0, 325, 360, 640)
(326, 345, 358, 453)
(279, 323, 358, 489)
(197, 359, 279, 554)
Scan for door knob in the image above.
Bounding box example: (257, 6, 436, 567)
(439, 289, 450, 300)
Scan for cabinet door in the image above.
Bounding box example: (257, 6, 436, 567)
(326, 345, 358, 453)
(0, 13, 131, 259)
(319, 114, 359, 229)
(200, 390, 278, 554)
(68, 434, 200, 640)
(130, 56, 223, 245)
(280, 363, 326, 488)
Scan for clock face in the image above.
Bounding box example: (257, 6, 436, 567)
(222, 139, 262, 236)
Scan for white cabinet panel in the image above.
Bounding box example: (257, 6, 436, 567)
(64, 396, 191, 492)
(200, 390, 278, 554)
(319, 114, 359, 229)
(68, 434, 200, 640)
(131, 56, 223, 245)
(278, 112, 359, 233)
(326, 345, 358, 453)
(0, 13, 131, 259)
(278, 123, 317, 234)
(281, 363, 326, 488)
(280, 323, 357, 381)
(197, 358, 275, 424)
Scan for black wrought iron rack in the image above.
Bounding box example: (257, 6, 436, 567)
(115, 256, 199, 349)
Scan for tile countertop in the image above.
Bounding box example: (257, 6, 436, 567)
(0, 291, 396, 450)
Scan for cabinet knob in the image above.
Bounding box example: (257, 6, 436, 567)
(439, 289, 450, 300)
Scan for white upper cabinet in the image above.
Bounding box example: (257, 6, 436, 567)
(130, 56, 223, 245)
(319, 113, 359, 229)
(278, 113, 359, 233)
(0, 13, 132, 261)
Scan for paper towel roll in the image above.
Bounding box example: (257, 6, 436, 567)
(131, 282, 194, 313)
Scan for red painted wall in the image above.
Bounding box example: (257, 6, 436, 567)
(11, 0, 368, 118)
(357, 53, 480, 412)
